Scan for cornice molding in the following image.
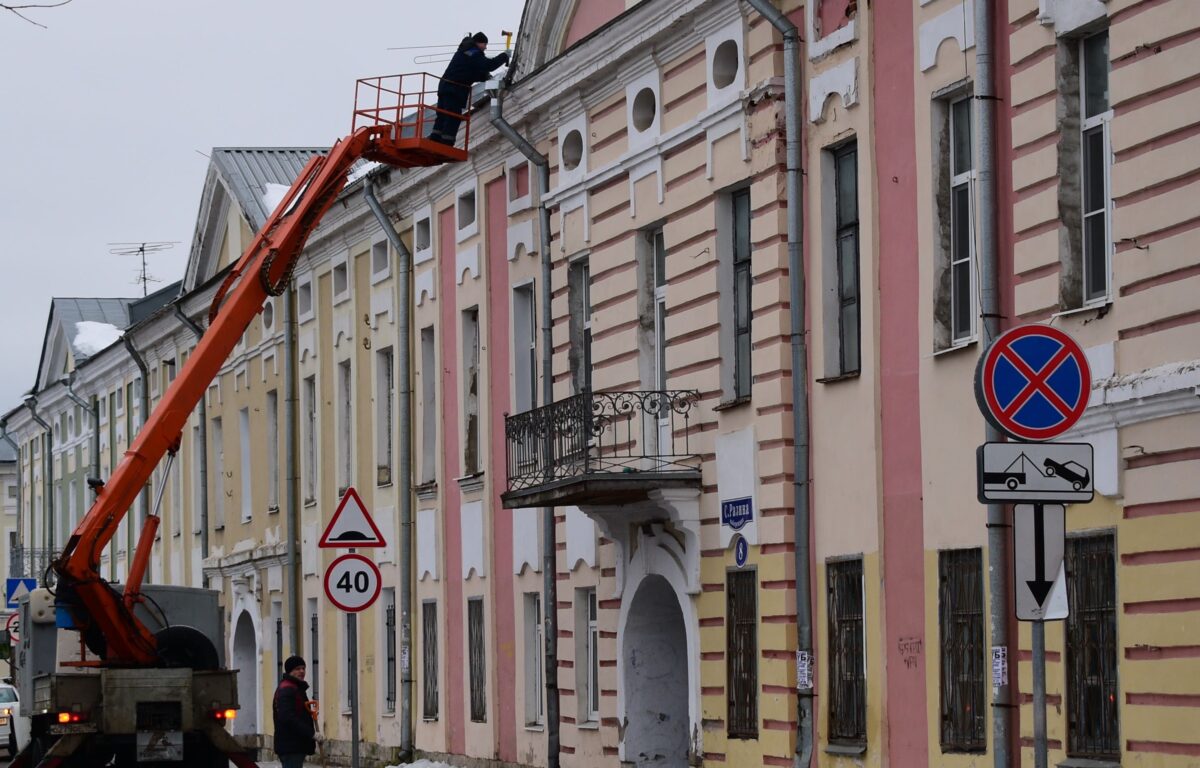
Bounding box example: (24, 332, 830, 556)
(1068, 360, 1200, 438)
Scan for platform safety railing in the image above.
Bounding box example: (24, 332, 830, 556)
(353, 72, 472, 151)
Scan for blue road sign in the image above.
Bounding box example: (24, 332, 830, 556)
(975, 325, 1091, 441)
(6, 578, 37, 610)
(721, 497, 754, 531)
(733, 535, 749, 568)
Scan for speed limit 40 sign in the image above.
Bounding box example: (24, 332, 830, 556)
(323, 553, 382, 613)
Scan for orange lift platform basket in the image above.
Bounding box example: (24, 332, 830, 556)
(354, 72, 472, 166)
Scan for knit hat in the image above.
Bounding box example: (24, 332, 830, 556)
(284, 655, 306, 674)
(471, 32, 489, 45)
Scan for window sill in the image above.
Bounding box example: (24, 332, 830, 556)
(1057, 759, 1120, 768)
(825, 743, 867, 756)
(524, 723, 544, 732)
(267, 505, 279, 515)
(933, 337, 978, 358)
(304, 498, 317, 509)
(713, 396, 751, 412)
(422, 716, 439, 723)
(816, 370, 861, 385)
(377, 480, 393, 489)
(415, 481, 439, 502)
(457, 472, 485, 495)
(1052, 300, 1112, 322)
(577, 720, 599, 731)
(380, 710, 396, 719)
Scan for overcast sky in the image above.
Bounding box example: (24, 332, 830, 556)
(0, 0, 524, 413)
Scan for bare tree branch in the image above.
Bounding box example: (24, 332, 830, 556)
(2, 0, 73, 29)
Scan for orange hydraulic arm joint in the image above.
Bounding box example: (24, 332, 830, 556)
(52, 127, 388, 667)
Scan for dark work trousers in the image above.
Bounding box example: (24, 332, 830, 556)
(432, 81, 470, 144)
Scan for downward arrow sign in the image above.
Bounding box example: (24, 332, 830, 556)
(1026, 504, 1054, 606)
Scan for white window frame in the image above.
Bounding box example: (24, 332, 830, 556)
(376, 347, 394, 486)
(266, 389, 279, 510)
(303, 375, 317, 504)
(211, 416, 224, 529)
(587, 589, 599, 722)
(370, 236, 391, 284)
(524, 592, 544, 726)
(239, 407, 252, 523)
(337, 360, 352, 493)
(512, 282, 537, 413)
(419, 327, 437, 485)
(296, 273, 315, 322)
(1080, 32, 1113, 307)
(653, 229, 667, 392)
(948, 95, 977, 346)
(332, 253, 351, 306)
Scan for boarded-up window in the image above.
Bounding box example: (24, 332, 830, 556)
(828, 558, 865, 745)
(468, 597, 486, 722)
(384, 588, 396, 712)
(422, 600, 439, 719)
(939, 549, 985, 752)
(726, 570, 758, 738)
(1066, 533, 1118, 759)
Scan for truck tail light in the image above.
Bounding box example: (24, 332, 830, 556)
(57, 711, 87, 724)
(213, 708, 237, 721)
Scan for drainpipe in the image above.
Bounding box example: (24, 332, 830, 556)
(363, 175, 415, 760)
(975, 0, 1012, 765)
(172, 305, 210, 586)
(60, 375, 100, 486)
(0, 418, 23, 574)
(283, 282, 301, 652)
(23, 396, 53, 574)
(489, 85, 560, 768)
(60, 375, 99, 546)
(123, 337, 152, 567)
(740, 3, 813, 765)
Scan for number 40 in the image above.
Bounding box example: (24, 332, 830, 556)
(337, 570, 370, 593)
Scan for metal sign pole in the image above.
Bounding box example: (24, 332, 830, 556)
(1032, 619, 1048, 768)
(350, 611, 359, 768)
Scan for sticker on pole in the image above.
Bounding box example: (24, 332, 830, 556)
(319, 487, 386, 548)
(323, 553, 382, 613)
(975, 324, 1091, 441)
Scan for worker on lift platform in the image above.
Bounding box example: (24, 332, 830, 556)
(430, 31, 510, 145)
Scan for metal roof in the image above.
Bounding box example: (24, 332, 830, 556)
(210, 147, 328, 231)
(128, 280, 182, 326)
(0, 440, 14, 462)
(51, 297, 133, 359)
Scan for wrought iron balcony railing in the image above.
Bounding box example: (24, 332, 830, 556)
(504, 389, 702, 499)
(10, 546, 57, 581)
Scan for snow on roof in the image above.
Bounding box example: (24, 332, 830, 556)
(262, 183, 291, 215)
(346, 160, 382, 186)
(73, 321, 122, 357)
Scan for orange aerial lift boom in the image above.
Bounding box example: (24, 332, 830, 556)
(17, 73, 466, 767)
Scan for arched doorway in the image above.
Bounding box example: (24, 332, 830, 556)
(622, 575, 689, 767)
(232, 611, 259, 736)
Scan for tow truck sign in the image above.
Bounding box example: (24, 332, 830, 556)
(977, 441, 1094, 504)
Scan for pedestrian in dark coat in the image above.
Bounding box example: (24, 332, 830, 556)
(430, 32, 510, 145)
(273, 656, 316, 768)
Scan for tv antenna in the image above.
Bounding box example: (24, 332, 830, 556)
(108, 241, 179, 297)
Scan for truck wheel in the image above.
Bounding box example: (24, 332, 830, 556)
(1006, 478, 1019, 490)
